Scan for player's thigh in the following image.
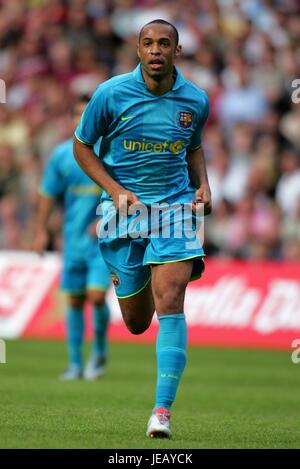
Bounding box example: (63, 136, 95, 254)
(100, 236, 151, 299)
(117, 280, 155, 333)
(145, 210, 205, 313)
(150, 260, 193, 314)
(100, 237, 154, 333)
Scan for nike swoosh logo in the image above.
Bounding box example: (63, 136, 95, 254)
(121, 116, 135, 121)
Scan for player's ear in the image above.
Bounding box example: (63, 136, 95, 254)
(137, 44, 141, 59)
(175, 44, 182, 58)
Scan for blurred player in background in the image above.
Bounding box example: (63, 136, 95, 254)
(34, 95, 111, 381)
(74, 20, 211, 437)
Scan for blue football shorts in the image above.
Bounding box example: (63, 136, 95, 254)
(98, 191, 205, 298)
(61, 241, 111, 295)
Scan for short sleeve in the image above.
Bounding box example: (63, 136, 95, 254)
(188, 92, 210, 151)
(74, 85, 110, 146)
(39, 148, 66, 198)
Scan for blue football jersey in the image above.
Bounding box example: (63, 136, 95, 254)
(75, 64, 209, 204)
(40, 138, 101, 261)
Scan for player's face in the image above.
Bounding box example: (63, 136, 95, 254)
(138, 24, 181, 80)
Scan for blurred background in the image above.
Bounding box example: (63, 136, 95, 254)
(0, 0, 299, 261)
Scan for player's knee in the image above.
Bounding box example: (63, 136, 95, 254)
(68, 294, 85, 308)
(124, 317, 151, 335)
(88, 291, 106, 307)
(154, 281, 186, 311)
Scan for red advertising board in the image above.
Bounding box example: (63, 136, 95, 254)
(1, 252, 300, 349)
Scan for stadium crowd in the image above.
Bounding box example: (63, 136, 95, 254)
(0, 0, 300, 260)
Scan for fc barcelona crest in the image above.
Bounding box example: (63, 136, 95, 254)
(177, 111, 193, 129)
(111, 273, 121, 286)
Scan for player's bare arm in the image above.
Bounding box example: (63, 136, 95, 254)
(73, 138, 140, 212)
(186, 147, 212, 215)
(33, 194, 53, 254)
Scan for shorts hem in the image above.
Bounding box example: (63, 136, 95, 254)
(145, 254, 205, 265)
(116, 276, 151, 299)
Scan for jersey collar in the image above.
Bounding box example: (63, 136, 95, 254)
(132, 64, 186, 91)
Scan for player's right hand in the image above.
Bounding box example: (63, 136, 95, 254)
(32, 229, 49, 255)
(112, 189, 141, 215)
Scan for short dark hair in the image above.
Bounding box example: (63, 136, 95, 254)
(139, 19, 179, 46)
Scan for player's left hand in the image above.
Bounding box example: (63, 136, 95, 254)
(192, 184, 212, 216)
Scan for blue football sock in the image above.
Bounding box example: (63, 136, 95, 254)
(154, 313, 187, 411)
(92, 303, 110, 357)
(66, 305, 84, 369)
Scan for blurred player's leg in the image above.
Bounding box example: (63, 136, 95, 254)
(60, 294, 85, 381)
(146, 261, 193, 438)
(84, 290, 110, 380)
(84, 252, 111, 379)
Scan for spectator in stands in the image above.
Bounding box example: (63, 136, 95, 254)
(0, 0, 299, 261)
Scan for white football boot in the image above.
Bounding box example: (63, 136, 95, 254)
(84, 354, 106, 380)
(146, 407, 171, 438)
(59, 365, 82, 381)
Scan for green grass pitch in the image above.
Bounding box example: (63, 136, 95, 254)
(0, 339, 299, 448)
